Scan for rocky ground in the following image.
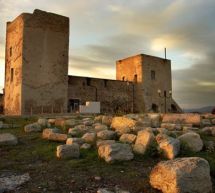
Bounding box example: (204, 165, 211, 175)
(0, 113, 215, 193)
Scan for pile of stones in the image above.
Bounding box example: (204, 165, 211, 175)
(22, 113, 215, 162)
(22, 113, 215, 193)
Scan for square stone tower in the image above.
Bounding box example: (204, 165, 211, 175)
(116, 54, 178, 113)
(4, 9, 69, 115)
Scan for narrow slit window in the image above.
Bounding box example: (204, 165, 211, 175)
(122, 76, 125, 81)
(104, 80, 108, 87)
(86, 78, 91, 86)
(9, 47, 12, 57)
(151, 70, 156, 80)
(134, 74, 137, 83)
(11, 68, 14, 82)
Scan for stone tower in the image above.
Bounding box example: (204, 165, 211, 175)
(116, 54, 180, 113)
(4, 9, 69, 115)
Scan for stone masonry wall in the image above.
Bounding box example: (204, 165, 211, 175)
(4, 15, 25, 115)
(116, 55, 145, 112)
(142, 55, 172, 112)
(116, 54, 180, 113)
(68, 76, 134, 113)
(21, 10, 69, 114)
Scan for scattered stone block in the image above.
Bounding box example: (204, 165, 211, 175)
(162, 113, 201, 126)
(133, 129, 155, 154)
(37, 118, 48, 127)
(64, 119, 77, 127)
(119, 134, 136, 144)
(0, 133, 18, 145)
(94, 115, 103, 123)
(96, 140, 116, 148)
(102, 115, 113, 126)
(83, 118, 94, 126)
(80, 143, 91, 150)
(82, 132, 96, 144)
(42, 128, 67, 142)
(24, 122, 42, 133)
(54, 118, 65, 127)
(94, 124, 108, 132)
(48, 119, 55, 125)
(156, 134, 180, 159)
(56, 144, 80, 159)
(68, 124, 92, 137)
(97, 130, 116, 140)
(161, 123, 176, 130)
(148, 113, 161, 128)
(201, 126, 215, 136)
(66, 137, 84, 146)
(201, 119, 212, 127)
(98, 143, 134, 163)
(178, 132, 203, 152)
(111, 117, 136, 135)
(150, 157, 212, 193)
(0, 173, 30, 191)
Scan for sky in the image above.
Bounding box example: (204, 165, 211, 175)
(0, 0, 214, 109)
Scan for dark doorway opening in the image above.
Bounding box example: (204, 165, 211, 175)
(171, 104, 177, 113)
(68, 99, 80, 112)
(152, 103, 158, 113)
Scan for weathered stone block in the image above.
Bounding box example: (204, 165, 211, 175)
(56, 144, 80, 159)
(150, 157, 212, 193)
(0, 133, 18, 145)
(178, 132, 203, 152)
(162, 113, 201, 125)
(133, 129, 155, 154)
(98, 143, 134, 163)
(119, 133, 137, 144)
(111, 117, 136, 135)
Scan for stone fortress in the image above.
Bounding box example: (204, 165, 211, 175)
(3, 9, 181, 115)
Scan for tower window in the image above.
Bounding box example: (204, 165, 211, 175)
(86, 78, 91, 86)
(134, 74, 137, 83)
(9, 47, 12, 57)
(104, 80, 108, 87)
(151, 70, 156, 80)
(10, 68, 14, 82)
(122, 76, 125, 81)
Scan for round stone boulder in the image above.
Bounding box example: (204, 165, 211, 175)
(178, 132, 203, 152)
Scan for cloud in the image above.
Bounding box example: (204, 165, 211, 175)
(173, 52, 215, 108)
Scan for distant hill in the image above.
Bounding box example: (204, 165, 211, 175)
(184, 106, 215, 113)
